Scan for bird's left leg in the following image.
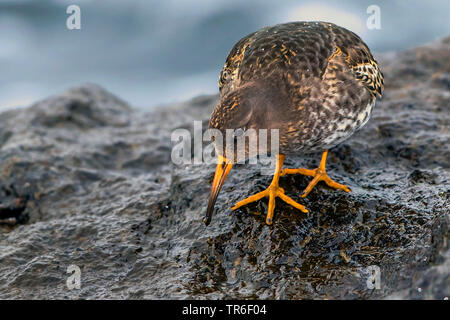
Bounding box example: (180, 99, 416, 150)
(280, 150, 350, 197)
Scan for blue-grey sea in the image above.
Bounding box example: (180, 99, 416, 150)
(0, 0, 449, 111)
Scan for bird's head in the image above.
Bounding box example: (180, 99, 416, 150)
(203, 80, 286, 225)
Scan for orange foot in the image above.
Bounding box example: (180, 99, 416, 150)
(281, 150, 351, 198)
(232, 154, 308, 225)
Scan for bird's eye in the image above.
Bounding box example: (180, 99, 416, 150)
(221, 70, 230, 83)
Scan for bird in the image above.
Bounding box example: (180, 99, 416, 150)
(203, 21, 384, 226)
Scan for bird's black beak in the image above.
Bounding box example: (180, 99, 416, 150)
(204, 154, 232, 226)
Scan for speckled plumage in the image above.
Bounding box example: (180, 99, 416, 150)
(204, 21, 385, 226)
(210, 21, 384, 154)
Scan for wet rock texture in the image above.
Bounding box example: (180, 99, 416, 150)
(0, 38, 449, 300)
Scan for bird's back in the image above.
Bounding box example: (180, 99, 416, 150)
(218, 21, 384, 153)
(220, 21, 383, 98)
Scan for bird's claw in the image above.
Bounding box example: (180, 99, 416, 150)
(233, 183, 308, 225)
(299, 168, 351, 197)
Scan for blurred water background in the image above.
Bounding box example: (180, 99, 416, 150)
(0, 0, 449, 111)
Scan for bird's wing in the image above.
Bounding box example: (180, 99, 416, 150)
(326, 23, 384, 98)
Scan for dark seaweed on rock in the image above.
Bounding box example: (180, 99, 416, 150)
(0, 38, 449, 299)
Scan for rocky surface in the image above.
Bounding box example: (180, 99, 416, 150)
(0, 37, 449, 300)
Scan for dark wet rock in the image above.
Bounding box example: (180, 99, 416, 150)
(0, 38, 449, 299)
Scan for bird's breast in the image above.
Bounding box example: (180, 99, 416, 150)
(281, 97, 376, 154)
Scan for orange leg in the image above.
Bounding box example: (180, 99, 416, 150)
(280, 150, 350, 197)
(232, 154, 308, 225)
